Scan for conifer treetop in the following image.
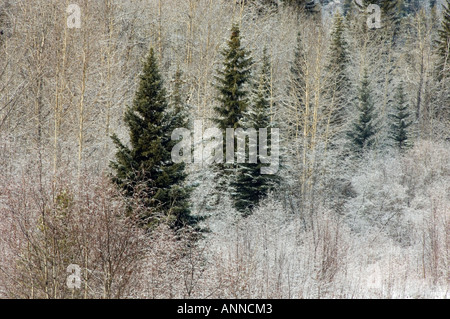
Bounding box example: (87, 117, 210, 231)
(214, 24, 253, 130)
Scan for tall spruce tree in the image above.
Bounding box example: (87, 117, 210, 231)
(212, 24, 253, 205)
(231, 49, 280, 215)
(390, 83, 413, 150)
(214, 24, 253, 131)
(110, 48, 194, 229)
(327, 11, 350, 129)
(436, 0, 450, 82)
(347, 69, 379, 152)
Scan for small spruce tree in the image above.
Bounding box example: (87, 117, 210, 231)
(285, 30, 310, 157)
(390, 83, 413, 150)
(326, 11, 350, 129)
(347, 69, 379, 152)
(166, 67, 189, 134)
(288, 31, 307, 133)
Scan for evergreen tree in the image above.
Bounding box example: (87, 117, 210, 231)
(214, 24, 253, 131)
(231, 49, 280, 215)
(286, 31, 309, 147)
(435, 0, 450, 82)
(110, 48, 195, 229)
(260, 47, 272, 100)
(326, 11, 350, 128)
(390, 83, 413, 150)
(212, 24, 253, 205)
(288, 31, 307, 122)
(171, 68, 185, 116)
(167, 67, 189, 133)
(347, 69, 379, 152)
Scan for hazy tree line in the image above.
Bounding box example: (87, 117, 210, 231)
(0, 0, 448, 298)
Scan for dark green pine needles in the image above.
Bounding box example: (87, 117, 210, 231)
(214, 23, 253, 131)
(110, 48, 195, 230)
(327, 11, 350, 128)
(347, 70, 379, 152)
(213, 23, 253, 193)
(390, 83, 412, 150)
(231, 49, 280, 215)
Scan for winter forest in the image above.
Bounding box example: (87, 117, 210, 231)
(0, 0, 448, 299)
